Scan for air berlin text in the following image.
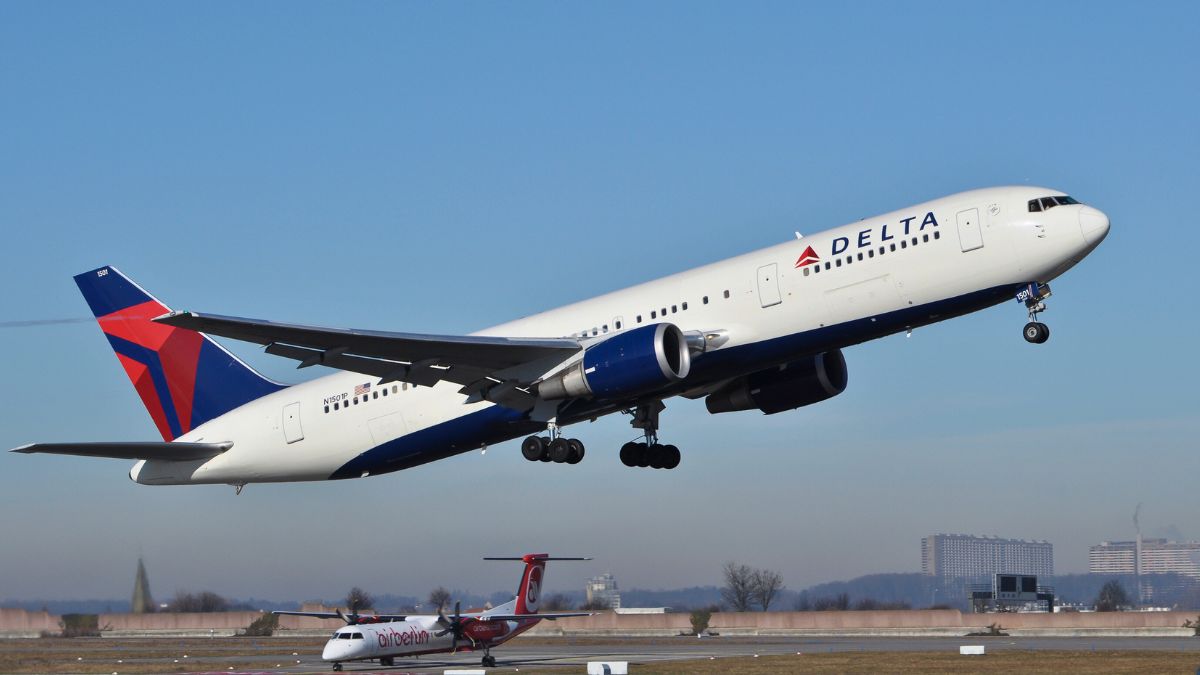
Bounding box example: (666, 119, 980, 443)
(377, 625, 430, 649)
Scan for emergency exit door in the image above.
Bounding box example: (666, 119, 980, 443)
(757, 263, 782, 308)
(957, 208, 984, 252)
(282, 402, 304, 444)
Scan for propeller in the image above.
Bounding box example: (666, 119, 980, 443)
(337, 608, 361, 625)
(434, 601, 476, 653)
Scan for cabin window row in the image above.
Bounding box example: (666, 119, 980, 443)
(572, 289, 732, 338)
(324, 383, 411, 413)
(801, 231, 940, 277)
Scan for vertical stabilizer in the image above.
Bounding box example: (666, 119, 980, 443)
(74, 266, 284, 440)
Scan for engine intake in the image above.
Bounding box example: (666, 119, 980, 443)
(705, 350, 848, 415)
(539, 323, 691, 401)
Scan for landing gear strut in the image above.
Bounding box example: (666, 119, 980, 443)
(1018, 282, 1052, 344)
(620, 401, 681, 470)
(520, 422, 585, 465)
(481, 650, 497, 668)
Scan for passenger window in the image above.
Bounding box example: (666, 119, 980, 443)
(911, 237, 918, 246)
(803, 267, 810, 276)
(681, 302, 687, 311)
(824, 262, 831, 270)
(724, 290, 730, 298)
(857, 253, 863, 261)
(651, 310, 657, 319)
(333, 403, 339, 410)
(890, 243, 896, 252)
(901, 240, 907, 249)
(615, 320, 622, 329)
(836, 259, 842, 267)
(353, 398, 358, 405)
(602, 324, 608, 332)
(661, 307, 666, 316)
(636, 314, 642, 323)
(373, 391, 378, 399)
(392, 385, 398, 394)
(702, 296, 709, 304)
(923, 234, 929, 242)
(670, 305, 677, 313)
(324, 405, 330, 413)
(868, 249, 874, 258)
(813, 265, 820, 273)
(934, 231, 941, 240)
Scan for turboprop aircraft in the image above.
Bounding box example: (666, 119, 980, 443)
(276, 554, 590, 670)
(12, 186, 1110, 487)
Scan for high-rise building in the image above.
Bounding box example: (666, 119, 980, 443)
(921, 533, 1054, 579)
(585, 572, 621, 609)
(131, 557, 154, 614)
(1089, 539, 1200, 578)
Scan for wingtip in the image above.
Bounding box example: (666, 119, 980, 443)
(10, 444, 34, 454)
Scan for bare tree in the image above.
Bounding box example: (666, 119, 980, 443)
(751, 569, 785, 611)
(345, 587, 374, 613)
(793, 591, 812, 611)
(429, 586, 451, 613)
(541, 593, 574, 611)
(1095, 580, 1130, 612)
(169, 590, 229, 613)
(721, 562, 755, 612)
(580, 597, 610, 611)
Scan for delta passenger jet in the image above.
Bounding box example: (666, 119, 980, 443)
(13, 187, 1110, 488)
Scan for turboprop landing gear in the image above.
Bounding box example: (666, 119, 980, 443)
(332, 663, 342, 672)
(620, 401, 681, 470)
(520, 422, 585, 465)
(1017, 282, 1052, 344)
(481, 651, 497, 668)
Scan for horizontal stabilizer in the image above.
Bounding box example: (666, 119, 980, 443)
(483, 612, 592, 621)
(10, 441, 232, 461)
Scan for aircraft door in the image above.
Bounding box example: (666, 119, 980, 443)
(756, 263, 782, 308)
(956, 208, 983, 252)
(282, 402, 304, 444)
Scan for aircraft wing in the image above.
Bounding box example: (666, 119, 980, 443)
(10, 441, 232, 461)
(155, 311, 581, 411)
(272, 610, 410, 622)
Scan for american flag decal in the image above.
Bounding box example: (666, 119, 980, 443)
(354, 382, 371, 397)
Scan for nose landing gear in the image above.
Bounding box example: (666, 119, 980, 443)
(1018, 282, 1052, 344)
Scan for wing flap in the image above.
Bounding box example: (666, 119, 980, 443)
(10, 441, 232, 461)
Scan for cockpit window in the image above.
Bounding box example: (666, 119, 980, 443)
(351, 633, 364, 639)
(1029, 195, 1080, 212)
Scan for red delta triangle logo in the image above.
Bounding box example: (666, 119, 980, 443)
(795, 245, 820, 268)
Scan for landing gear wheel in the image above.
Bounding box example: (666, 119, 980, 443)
(647, 443, 667, 469)
(521, 435, 546, 461)
(620, 442, 640, 467)
(332, 664, 343, 672)
(1023, 321, 1050, 344)
(636, 443, 653, 468)
(662, 444, 681, 469)
(566, 439, 585, 464)
(482, 654, 497, 668)
(548, 437, 572, 463)
(380, 656, 394, 666)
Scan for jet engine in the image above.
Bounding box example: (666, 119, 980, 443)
(538, 323, 691, 401)
(705, 350, 848, 415)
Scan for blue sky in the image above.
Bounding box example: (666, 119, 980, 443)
(1, 1, 1197, 602)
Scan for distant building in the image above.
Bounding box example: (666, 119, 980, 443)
(921, 533, 1053, 579)
(130, 557, 154, 614)
(1089, 539, 1200, 578)
(585, 572, 621, 609)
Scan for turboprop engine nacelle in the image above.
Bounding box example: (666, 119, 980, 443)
(539, 323, 691, 401)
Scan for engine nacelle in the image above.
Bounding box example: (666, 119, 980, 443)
(705, 350, 848, 415)
(539, 323, 691, 401)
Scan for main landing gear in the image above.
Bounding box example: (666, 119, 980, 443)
(481, 650, 497, 668)
(332, 663, 342, 672)
(520, 423, 585, 465)
(620, 401, 681, 470)
(1019, 282, 1052, 344)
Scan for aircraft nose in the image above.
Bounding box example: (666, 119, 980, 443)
(1079, 205, 1110, 246)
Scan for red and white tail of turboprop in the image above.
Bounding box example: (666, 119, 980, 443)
(483, 554, 591, 616)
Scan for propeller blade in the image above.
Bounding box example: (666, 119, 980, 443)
(337, 608, 356, 625)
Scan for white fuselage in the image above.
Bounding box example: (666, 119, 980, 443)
(131, 186, 1108, 485)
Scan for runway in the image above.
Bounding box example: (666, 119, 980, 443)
(265, 635, 1200, 673)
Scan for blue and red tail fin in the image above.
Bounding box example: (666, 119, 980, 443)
(74, 266, 285, 441)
